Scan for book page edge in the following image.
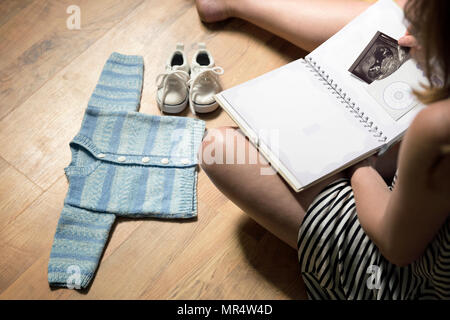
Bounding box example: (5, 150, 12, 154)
(214, 92, 305, 192)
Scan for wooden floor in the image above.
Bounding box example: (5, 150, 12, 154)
(0, 0, 308, 299)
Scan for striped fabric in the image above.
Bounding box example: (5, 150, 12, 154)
(297, 173, 450, 299)
(48, 53, 205, 289)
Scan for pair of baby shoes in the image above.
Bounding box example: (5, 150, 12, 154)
(156, 43, 224, 115)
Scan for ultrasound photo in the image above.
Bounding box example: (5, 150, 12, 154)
(349, 31, 410, 84)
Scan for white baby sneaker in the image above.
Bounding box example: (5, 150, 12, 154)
(188, 43, 224, 114)
(156, 43, 190, 114)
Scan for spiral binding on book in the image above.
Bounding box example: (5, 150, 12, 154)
(302, 57, 387, 143)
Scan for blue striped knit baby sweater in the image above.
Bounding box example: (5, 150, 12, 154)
(48, 53, 205, 289)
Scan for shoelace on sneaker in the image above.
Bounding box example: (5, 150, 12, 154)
(155, 68, 190, 110)
(187, 66, 224, 114)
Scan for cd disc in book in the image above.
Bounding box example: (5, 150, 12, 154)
(383, 81, 415, 110)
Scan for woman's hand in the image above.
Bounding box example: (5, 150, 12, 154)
(398, 32, 418, 48)
(398, 31, 424, 66)
(344, 155, 377, 179)
(396, 0, 407, 9)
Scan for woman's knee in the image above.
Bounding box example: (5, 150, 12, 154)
(198, 126, 241, 173)
(199, 125, 274, 177)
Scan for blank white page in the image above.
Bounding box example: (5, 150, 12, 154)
(220, 59, 382, 188)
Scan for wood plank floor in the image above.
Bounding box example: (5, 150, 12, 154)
(0, 0, 308, 299)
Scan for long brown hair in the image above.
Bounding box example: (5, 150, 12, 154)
(404, 0, 450, 104)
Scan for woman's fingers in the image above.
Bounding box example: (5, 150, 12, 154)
(396, 0, 408, 9)
(398, 34, 418, 48)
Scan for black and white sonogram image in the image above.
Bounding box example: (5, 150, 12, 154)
(349, 31, 410, 84)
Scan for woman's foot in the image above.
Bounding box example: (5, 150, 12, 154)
(195, 0, 233, 23)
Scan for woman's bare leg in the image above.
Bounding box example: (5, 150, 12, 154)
(196, 0, 405, 248)
(199, 127, 346, 249)
(196, 0, 372, 51)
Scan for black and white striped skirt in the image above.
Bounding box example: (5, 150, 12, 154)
(297, 176, 450, 300)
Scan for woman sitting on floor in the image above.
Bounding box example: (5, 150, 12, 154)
(196, 0, 450, 299)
